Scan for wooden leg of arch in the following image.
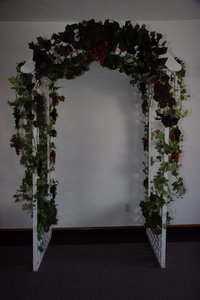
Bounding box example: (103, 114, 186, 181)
(146, 205, 167, 268)
(33, 198, 52, 271)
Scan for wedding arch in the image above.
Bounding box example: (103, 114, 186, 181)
(9, 20, 188, 270)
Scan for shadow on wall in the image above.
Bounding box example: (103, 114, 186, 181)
(54, 62, 145, 227)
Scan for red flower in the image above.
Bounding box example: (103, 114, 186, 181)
(10, 135, 23, 156)
(171, 150, 179, 164)
(50, 150, 56, 163)
(56, 45, 72, 57)
(51, 94, 59, 107)
(168, 97, 176, 108)
(143, 137, 148, 152)
(142, 98, 148, 114)
(37, 36, 51, 51)
(170, 127, 181, 142)
(150, 76, 159, 87)
(170, 134, 176, 142)
(91, 41, 109, 64)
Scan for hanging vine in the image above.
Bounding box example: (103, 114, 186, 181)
(9, 20, 188, 238)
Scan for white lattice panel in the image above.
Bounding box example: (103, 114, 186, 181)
(147, 87, 168, 268)
(146, 223, 166, 268)
(33, 222, 52, 271)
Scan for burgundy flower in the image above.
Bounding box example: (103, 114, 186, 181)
(142, 98, 148, 114)
(55, 45, 72, 57)
(13, 108, 20, 129)
(51, 94, 59, 107)
(50, 129, 57, 137)
(50, 108, 58, 121)
(10, 135, 23, 156)
(50, 150, 56, 163)
(150, 76, 159, 87)
(170, 134, 176, 142)
(170, 127, 181, 142)
(171, 150, 179, 165)
(50, 184, 57, 200)
(168, 97, 176, 108)
(143, 137, 148, 152)
(37, 36, 51, 51)
(91, 41, 109, 64)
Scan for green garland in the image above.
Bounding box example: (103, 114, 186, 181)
(9, 20, 188, 237)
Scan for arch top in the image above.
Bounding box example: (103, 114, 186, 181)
(20, 20, 183, 75)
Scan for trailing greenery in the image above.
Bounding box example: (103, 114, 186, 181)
(9, 19, 188, 238)
(9, 72, 59, 238)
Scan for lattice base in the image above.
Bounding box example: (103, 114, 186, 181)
(146, 227, 166, 268)
(33, 228, 52, 271)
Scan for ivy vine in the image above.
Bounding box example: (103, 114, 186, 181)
(9, 19, 188, 238)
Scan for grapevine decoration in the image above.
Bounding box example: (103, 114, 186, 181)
(9, 20, 188, 238)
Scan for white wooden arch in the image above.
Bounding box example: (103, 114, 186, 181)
(21, 52, 181, 271)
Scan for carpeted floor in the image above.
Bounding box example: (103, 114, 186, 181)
(0, 241, 200, 300)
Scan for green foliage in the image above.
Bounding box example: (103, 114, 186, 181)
(140, 194, 164, 234)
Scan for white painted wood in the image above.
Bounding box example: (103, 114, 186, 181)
(32, 126, 39, 271)
(146, 86, 169, 268)
(20, 60, 52, 271)
(32, 79, 52, 272)
(160, 127, 170, 268)
(33, 228, 52, 271)
(19, 32, 176, 269)
(165, 52, 182, 72)
(148, 88, 152, 198)
(20, 57, 35, 73)
(32, 123, 52, 271)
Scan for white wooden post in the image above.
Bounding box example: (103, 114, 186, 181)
(32, 78, 52, 272)
(32, 126, 39, 271)
(146, 50, 181, 268)
(148, 93, 152, 198)
(146, 86, 168, 269)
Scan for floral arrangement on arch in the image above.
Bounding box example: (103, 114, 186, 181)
(9, 20, 188, 238)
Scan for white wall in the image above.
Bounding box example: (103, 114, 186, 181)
(55, 65, 144, 227)
(0, 20, 199, 228)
